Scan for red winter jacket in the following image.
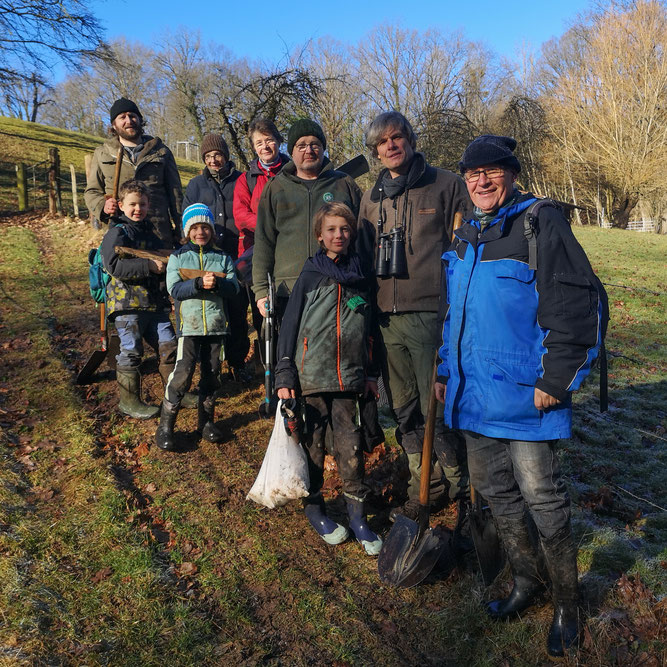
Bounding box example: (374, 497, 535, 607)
(232, 153, 290, 256)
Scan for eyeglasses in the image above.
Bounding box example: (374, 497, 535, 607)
(464, 167, 506, 183)
(294, 142, 322, 153)
(253, 139, 277, 148)
(204, 152, 225, 162)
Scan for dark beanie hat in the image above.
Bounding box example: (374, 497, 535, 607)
(109, 98, 142, 123)
(459, 135, 521, 174)
(287, 119, 326, 155)
(200, 133, 229, 161)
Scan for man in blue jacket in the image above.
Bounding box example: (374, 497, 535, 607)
(435, 135, 604, 660)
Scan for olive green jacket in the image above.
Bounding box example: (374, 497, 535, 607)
(84, 135, 183, 244)
(252, 158, 362, 300)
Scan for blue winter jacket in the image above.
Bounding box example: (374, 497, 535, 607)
(166, 240, 239, 336)
(437, 194, 602, 441)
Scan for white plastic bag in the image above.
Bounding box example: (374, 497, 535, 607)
(247, 401, 310, 508)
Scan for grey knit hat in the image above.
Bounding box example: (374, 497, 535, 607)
(459, 135, 521, 174)
(287, 119, 326, 155)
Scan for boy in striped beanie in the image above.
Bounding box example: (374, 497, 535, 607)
(155, 203, 239, 450)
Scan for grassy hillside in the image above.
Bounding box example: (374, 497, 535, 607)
(0, 116, 202, 213)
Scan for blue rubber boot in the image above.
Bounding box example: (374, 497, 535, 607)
(345, 495, 383, 556)
(303, 495, 349, 545)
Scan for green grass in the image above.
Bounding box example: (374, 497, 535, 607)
(0, 183, 665, 663)
(0, 115, 201, 213)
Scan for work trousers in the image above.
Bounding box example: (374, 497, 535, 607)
(114, 312, 176, 368)
(303, 393, 369, 500)
(463, 431, 571, 540)
(380, 311, 468, 501)
(164, 335, 223, 406)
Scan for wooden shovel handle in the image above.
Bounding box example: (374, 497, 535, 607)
(419, 360, 439, 506)
(112, 147, 123, 200)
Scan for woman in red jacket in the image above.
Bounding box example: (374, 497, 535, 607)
(233, 118, 290, 335)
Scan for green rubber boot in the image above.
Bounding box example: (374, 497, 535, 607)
(117, 367, 159, 419)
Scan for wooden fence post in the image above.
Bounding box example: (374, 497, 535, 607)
(48, 147, 62, 215)
(84, 153, 100, 229)
(15, 163, 28, 211)
(69, 164, 79, 219)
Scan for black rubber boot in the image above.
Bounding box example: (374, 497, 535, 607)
(116, 367, 159, 419)
(197, 394, 224, 443)
(486, 515, 546, 620)
(154, 400, 179, 451)
(158, 342, 197, 409)
(541, 528, 580, 660)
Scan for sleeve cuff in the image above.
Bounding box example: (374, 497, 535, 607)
(535, 378, 570, 403)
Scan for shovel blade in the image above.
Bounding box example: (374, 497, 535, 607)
(76, 350, 107, 384)
(378, 514, 450, 588)
(469, 504, 505, 586)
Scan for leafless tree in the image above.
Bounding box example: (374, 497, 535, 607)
(539, 0, 667, 226)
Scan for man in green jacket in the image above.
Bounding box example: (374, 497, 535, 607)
(85, 98, 183, 246)
(358, 111, 472, 524)
(252, 118, 362, 320)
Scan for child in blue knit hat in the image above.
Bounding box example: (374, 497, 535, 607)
(154, 203, 239, 451)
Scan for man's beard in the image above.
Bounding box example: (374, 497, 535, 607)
(115, 124, 142, 142)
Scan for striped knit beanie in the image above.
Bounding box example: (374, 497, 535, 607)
(182, 203, 215, 238)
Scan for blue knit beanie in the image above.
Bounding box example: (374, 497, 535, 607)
(459, 135, 521, 174)
(182, 203, 215, 238)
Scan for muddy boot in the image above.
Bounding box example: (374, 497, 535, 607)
(155, 400, 179, 451)
(487, 515, 546, 620)
(541, 527, 580, 660)
(158, 342, 197, 409)
(303, 494, 349, 545)
(117, 367, 159, 419)
(197, 394, 224, 443)
(345, 495, 382, 556)
(389, 452, 447, 522)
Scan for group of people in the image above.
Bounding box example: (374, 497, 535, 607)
(85, 98, 605, 660)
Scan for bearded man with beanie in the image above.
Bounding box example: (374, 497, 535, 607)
(252, 118, 362, 322)
(183, 134, 251, 381)
(85, 97, 183, 246)
(357, 111, 472, 526)
(436, 135, 604, 659)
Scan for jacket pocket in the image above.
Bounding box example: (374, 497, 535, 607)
(483, 358, 541, 428)
(554, 273, 595, 318)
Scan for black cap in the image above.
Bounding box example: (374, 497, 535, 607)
(109, 98, 142, 124)
(459, 135, 521, 174)
(287, 118, 326, 155)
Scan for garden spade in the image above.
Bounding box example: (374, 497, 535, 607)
(377, 365, 452, 587)
(468, 486, 505, 586)
(76, 146, 123, 384)
(337, 154, 369, 180)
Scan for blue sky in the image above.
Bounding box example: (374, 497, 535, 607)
(89, 0, 593, 64)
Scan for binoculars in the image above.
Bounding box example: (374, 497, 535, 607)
(376, 226, 408, 278)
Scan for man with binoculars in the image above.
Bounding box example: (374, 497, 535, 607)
(358, 111, 472, 523)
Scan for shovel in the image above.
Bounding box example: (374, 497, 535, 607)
(468, 485, 505, 586)
(337, 154, 369, 180)
(76, 302, 109, 384)
(76, 147, 124, 384)
(378, 364, 452, 587)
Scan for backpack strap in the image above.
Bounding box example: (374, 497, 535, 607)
(524, 198, 559, 270)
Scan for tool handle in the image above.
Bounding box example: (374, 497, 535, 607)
(452, 211, 463, 241)
(100, 302, 107, 352)
(419, 360, 439, 507)
(112, 147, 123, 200)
